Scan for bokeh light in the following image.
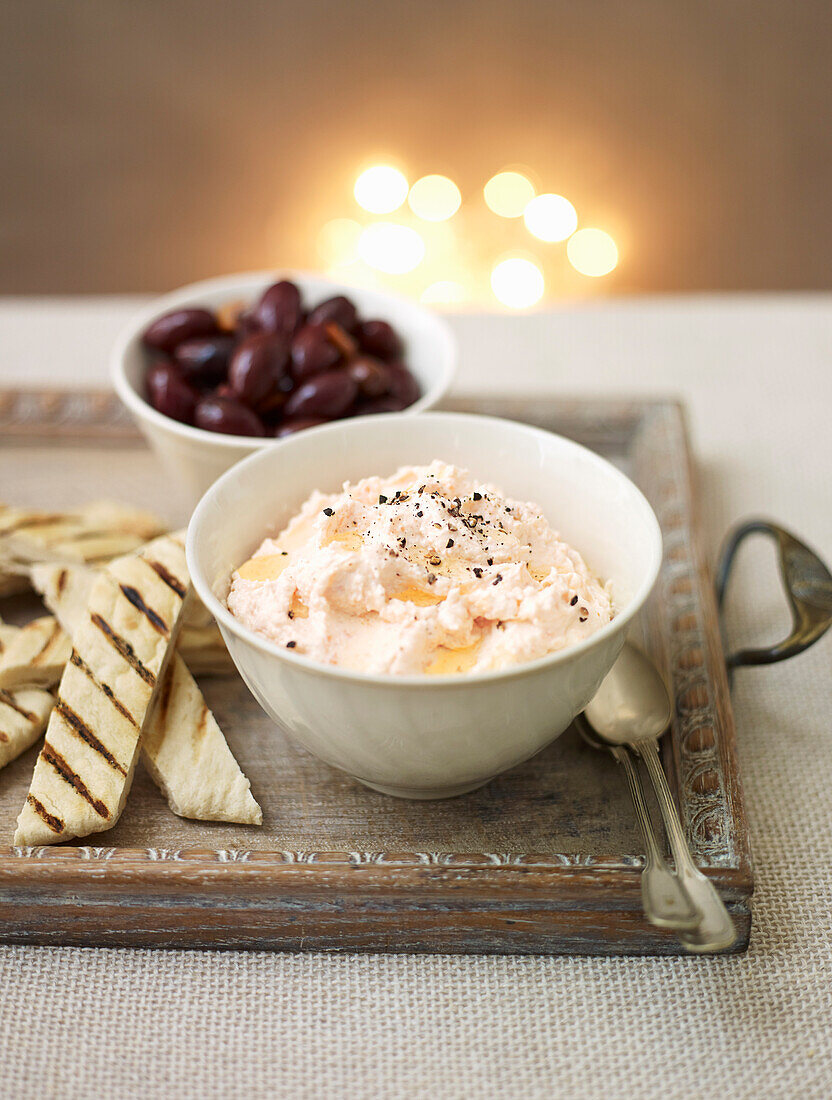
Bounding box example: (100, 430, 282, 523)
(316, 218, 362, 267)
(567, 228, 619, 276)
(358, 223, 425, 274)
(523, 193, 578, 242)
(408, 175, 462, 221)
(490, 257, 544, 308)
(483, 171, 536, 218)
(420, 280, 467, 305)
(354, 166, 409, 214)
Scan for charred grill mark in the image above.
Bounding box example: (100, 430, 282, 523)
(69, 651, 138, 731)
(156, 666, 175, 727)
(41, 741, 111, 818)
(0, 688, 37, 722)
(118, 584, 169, 636)
(27, 793, 64, 833)
(196, 703, 210, 739)
(56, 569, 68, 596)
(31, 620, 63, 665)
(90, 613, 156, 687)
(0, 730, 7, 742)
(56, 695, 128, 777)
(146, 558, 187, 599)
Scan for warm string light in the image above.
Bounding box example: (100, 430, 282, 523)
(321, 162, 619, 308)
(491, 258, 545, 309)
(354, 166, 409, 214)
(567, 228, 619, 276)
(408, 175, 461, 221)
(483, 171, 536, 218)
(524, 194, 578, 242)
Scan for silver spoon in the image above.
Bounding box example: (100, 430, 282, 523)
(576, 716, 699, 931)
(585, 643, 737, 953)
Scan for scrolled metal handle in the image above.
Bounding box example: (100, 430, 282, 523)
(716, 519, 832, 671)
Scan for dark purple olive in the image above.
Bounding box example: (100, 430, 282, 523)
(347, 356, 390, 398)
(307, 295, 358, 332)
(174, 334, 236, 385)
(142, 309, 219, 354)
(386, 363, 420, 407)
(290, 323, 341, 382)
(358, 396, 407, 415)
(228, 333, 290, 407)
(250, 281, 302, 336)
(356, 319, 401, 361)
(274, 416, 328, 437)
(146, 362, 199, 424)
(194, 395, 266, 437)
(284, 370, 358, 419)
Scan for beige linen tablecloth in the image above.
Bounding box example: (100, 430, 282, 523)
(0, 296, 830, 1099)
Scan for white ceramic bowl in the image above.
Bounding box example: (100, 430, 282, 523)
(186, 412, 663, 799)
(111, 271, 456, 505)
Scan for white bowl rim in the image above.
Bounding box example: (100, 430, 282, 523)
(186, 410, 664, 689)
(110, 269, 457, 449)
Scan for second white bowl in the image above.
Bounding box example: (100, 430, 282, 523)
(111, 270, 456, 504)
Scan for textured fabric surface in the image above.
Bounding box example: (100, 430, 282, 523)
(1, 297, 831, 1099)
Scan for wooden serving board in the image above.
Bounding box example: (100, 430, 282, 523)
(0, 390, 752, 955)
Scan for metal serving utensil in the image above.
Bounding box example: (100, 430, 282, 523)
(585, 643, 737, 952)
(575, 716, 699, 932)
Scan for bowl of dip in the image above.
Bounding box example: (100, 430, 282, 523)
(186, 412, 663, 799)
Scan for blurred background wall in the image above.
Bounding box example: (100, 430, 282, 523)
(2, 0, 831, 302)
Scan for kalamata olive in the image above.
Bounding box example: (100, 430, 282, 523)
(250, 281, 302, 336)
(356, 319, 401, 361)
(142, 309, 219, 354)
(146, 361, 199, 424)
(347, 356, 390, 398)
(307, 295, 358, 332)
(274, 417, 328, 437)
(386, 363, 420, 407)
(228, 333, 290, 407)
(290, 323, 341, 382)
(194, 395, 266, 437)
(174, 334, 236, 385)
(358, 395, 408, 415)
(284, 370, 358, 419)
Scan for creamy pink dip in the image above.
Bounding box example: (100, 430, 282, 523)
(227, 462, 613, 675)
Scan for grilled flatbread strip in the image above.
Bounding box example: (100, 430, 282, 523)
(0, 501, 165, 594)
(143, 658, 262, 824)
(30, 562, 234, 676)
(29, 561, 257, 823)
(14, 533, 190, 846)
(0, 686, 54, 770)
(0, 616, 72, 690)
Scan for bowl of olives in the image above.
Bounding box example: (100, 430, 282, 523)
(111, 270, 456, 503)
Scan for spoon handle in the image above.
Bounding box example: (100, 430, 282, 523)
(635, 739, 737, 952)
(610, 744, 700, 931)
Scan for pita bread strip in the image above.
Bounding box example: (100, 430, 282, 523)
(13, 534, 190, 846)
(143, 656, 261, 825)
(0, 686, 54, 770)
(32, 561, 253, 821)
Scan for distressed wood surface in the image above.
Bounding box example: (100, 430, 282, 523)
(0, 389, 752, 954)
